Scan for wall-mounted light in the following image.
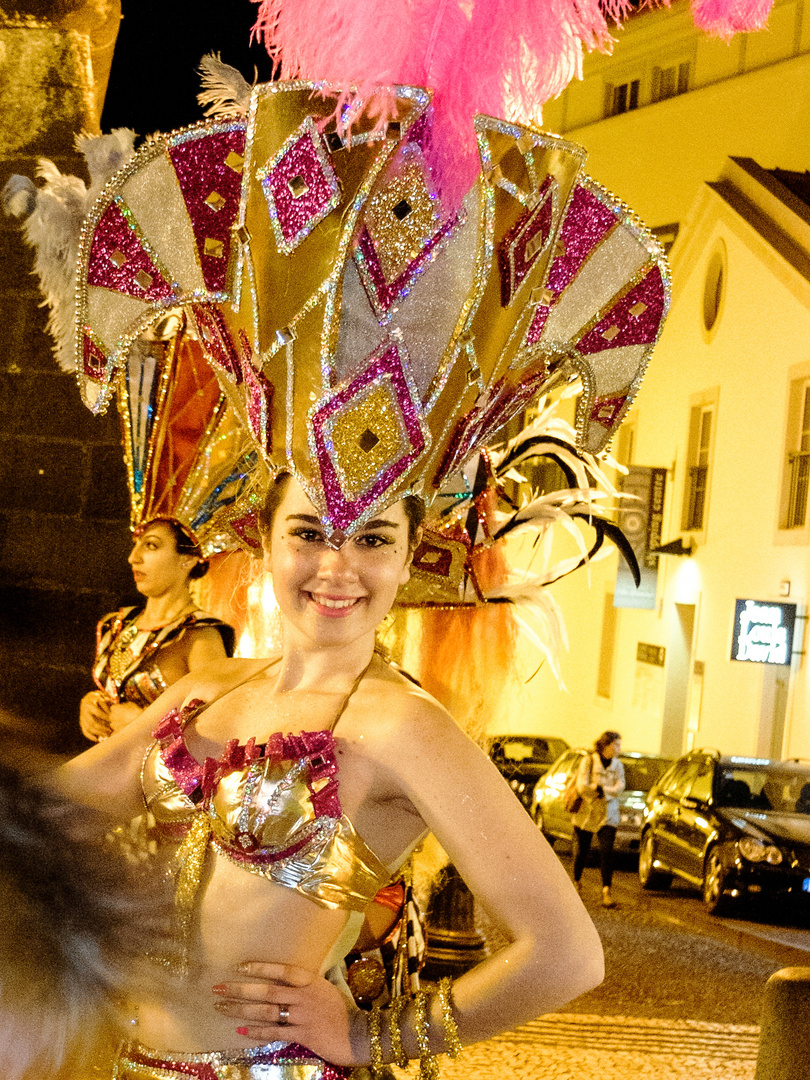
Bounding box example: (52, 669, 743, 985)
(650, 537, 694, 557)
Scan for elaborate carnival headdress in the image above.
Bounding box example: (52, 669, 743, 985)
(67, 77, 666, 548)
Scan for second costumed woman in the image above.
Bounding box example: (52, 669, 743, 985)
(79, 320, 250, 741)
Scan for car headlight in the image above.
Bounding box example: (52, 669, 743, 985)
(738, 837, 783, 865)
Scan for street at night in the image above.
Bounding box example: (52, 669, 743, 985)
(427, 851, 810, 1080)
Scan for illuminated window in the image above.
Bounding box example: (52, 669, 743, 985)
(608, 78, 641, 116)
(652, 61, 690, 103)
(784, 381, 810, 529)
(682, 396, 717, 535)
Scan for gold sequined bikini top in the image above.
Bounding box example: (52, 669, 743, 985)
(140, 663, 391, 915)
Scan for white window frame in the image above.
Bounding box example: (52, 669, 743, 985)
(681, 389, 719, 542)
(777, 365, 810, 544)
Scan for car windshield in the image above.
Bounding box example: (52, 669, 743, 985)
(491, 738, 569, 764)
(715, 763, 810, 813)
(622, 756, 671, 793)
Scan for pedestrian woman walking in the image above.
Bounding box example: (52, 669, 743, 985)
(572, 732, 625, 908)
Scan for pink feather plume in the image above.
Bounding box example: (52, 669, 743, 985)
(252, 0, 774, 203)
(690, 0, 774, 37)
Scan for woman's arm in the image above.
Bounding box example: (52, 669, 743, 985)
(381, 705, 604, 1040)
(58, 672, 205, 818)
(185, 625, 230, 670)
(575, 752, 597, 798)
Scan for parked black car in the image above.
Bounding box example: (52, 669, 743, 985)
(489, 735, 570, 812)
(531, 748, 671, 854)
(640, 750, 810, 914)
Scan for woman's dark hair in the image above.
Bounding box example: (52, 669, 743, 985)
(156, 519, 209, 579)
(258, 472, 425, 549)
(595, 730, 622, 754)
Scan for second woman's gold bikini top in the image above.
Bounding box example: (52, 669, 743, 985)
(140, 672, 392, 917)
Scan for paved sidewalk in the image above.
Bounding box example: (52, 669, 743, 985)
(393, 1013, 760, 1080)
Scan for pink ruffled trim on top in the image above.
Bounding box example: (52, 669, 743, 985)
(151, 707, 342, 817)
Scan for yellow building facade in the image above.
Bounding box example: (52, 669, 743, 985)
(507, 0, 810, 761)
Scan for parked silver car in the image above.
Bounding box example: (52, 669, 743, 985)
(531, 748, 672, 854)
(488, 735, 570, 813)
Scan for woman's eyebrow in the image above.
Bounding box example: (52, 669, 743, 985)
(285, 514, 322, 524)
(362, 518, 399, 530)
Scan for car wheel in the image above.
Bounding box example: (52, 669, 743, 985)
(703, 847, 731, 915)
(534, 809, 556, 849)
(638, 830, 673, 891)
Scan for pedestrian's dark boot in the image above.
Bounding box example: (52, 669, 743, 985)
(601, 886, 616, 908)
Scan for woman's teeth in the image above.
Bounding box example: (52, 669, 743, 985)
(315, 596, 357, 609)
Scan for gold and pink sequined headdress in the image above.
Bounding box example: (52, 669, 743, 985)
(72, 75, 669, 542)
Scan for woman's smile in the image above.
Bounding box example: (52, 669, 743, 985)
(306, 592, 366, 616)
(265, 478, 414, 648)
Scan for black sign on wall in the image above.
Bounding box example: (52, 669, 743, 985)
(730, 599, 796, 665)
(615, 466, 668, 609)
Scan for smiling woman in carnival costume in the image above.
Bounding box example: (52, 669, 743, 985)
(5, 0, 775, 1077)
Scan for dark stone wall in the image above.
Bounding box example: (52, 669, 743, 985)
(0, 153, 138, 757)
(0, 6, 269, 758)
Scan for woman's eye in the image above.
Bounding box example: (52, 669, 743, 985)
(357, 534, 392, 548)
(290, 528, 323, 543)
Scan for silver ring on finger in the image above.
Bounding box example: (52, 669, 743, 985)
(278, 1004, 290, 1026)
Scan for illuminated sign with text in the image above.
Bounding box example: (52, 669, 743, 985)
(730, 599, 796, 665)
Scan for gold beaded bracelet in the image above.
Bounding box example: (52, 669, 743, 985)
(437, 978, 462, 1058)
(368, 1001, 384, 1076)
(388, 994, 410, 1068)
(412, 989, 440, 1080)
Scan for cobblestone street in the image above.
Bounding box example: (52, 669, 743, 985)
(404, 1013, 759, 1080)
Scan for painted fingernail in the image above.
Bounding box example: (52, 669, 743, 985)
(236, 963, 252, 973)
(236, 1027, 249, 1037)
(212, 985, 227, 995)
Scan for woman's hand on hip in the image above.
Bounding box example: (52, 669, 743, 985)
(212, 962, 364, 1066)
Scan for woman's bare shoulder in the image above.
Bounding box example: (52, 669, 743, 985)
(175, 655, 279, 703)
(364, 656, 471, 746)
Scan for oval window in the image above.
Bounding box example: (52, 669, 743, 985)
(703, 243, 726, 333)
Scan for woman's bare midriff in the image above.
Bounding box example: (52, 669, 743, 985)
(127, 857, 360, 1052)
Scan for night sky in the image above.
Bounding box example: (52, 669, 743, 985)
(100, 0, 275, 137)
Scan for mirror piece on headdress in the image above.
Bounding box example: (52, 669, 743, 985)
(257, 115, 342, 254)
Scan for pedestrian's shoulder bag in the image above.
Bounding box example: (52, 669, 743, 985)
(563, 763, 585, 815)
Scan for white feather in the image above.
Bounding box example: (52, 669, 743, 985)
(197, 54, 253, 119)
(20, 161, 89, 371)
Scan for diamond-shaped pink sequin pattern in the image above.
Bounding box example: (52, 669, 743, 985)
(169, 126, 246, 293)
(86, 200, 173, 303)
(258, 116, 341, 254)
